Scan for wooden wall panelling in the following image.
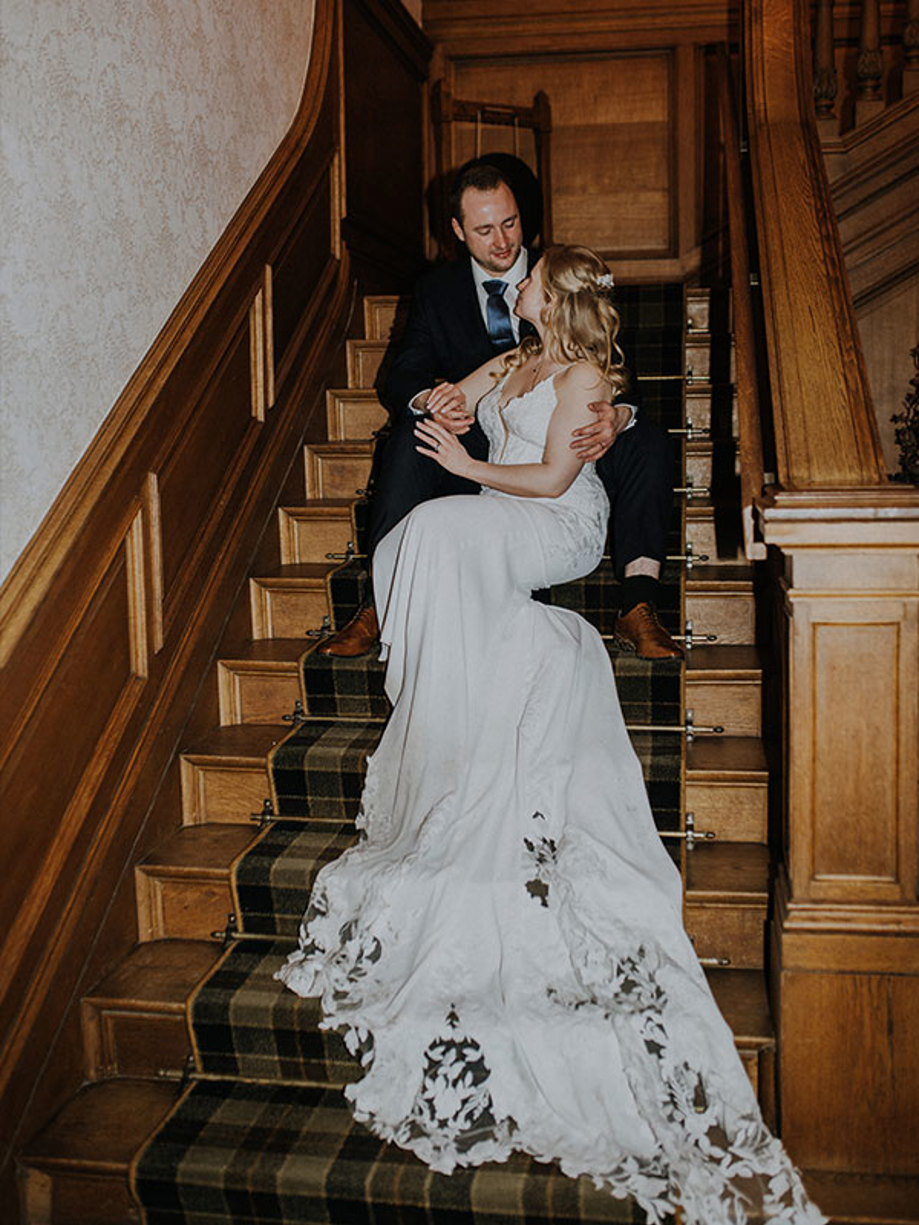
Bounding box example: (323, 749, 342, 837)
(450, 51, 678, 260)
(0, 0, 349, 1190)
(423, 0, 736, 59)
(271, 163, 337, 389)
(341, 0, 432, 290)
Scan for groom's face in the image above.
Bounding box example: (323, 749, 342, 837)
(452, 183, 523, 275)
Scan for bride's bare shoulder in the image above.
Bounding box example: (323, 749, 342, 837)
(557, 361, 612, 399)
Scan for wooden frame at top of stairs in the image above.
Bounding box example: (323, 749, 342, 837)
(0, 0, 348, 1189)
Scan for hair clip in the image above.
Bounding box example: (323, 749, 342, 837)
(596, 272, 614, 289)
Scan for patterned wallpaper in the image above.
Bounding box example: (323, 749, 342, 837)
(0, 0, 316, 582)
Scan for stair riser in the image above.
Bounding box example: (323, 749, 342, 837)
(684, 780, 768, 842)
(304, 451, 373, 499)
(181, 757, 271, 825)
(21, 1167, 137, 1225)
(326, 392, 388, 441)
(279, 509, 352, 565)
(684, 903, 766, 970)
(217, 662, 301, 726)
(81, 1003, 189, 1082)
(364, 297, 399, 341)
(346, 341, 385, 388)
(684, 387, 738, 436)
(685, 592, 755, 645)
(685, 338, 735, 385)
(686, 679, 762, 737)
(135, 870, 232, 942)
(249, 581, 330, 640)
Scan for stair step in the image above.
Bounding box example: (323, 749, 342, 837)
(304, 439, 373, 499)
(19, 1078, 178, 1225)
(132, 1079, 655, 1225)
(686, 436, 741, 488)
(685, 736, 768, 842)
(249, 562, 335, 639)
(685, 645, 762, 737)
(189, 937, 773, 1093)
(135, 824, 257, 941)
(278, 500, 355, 564)
(326, 387, 388, 440)
(180, 724, 286, 824)
(684, 841, 770, 969)
(685, 333, 735, 385)
(685, 563, 755, 645)
(685, 286, 714, 334)
(81, 940, 219, 1081)
(685, 499, 745, 564)
(707, 967, 775, 1125)
(684, 382, 738, 436)
(346, 338, 386, 388)
(217, 639, 305, 726)
(363, 294, 402, 341)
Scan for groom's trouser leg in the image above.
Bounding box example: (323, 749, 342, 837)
(595, 416, 675, 577)
(365, 415, 490, 560)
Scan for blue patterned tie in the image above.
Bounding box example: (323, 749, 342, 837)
(483, 279, 515, 350)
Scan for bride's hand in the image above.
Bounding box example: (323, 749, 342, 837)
(415, 418, 473, 477)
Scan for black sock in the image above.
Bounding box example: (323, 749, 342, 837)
(619, 574, 660, 617)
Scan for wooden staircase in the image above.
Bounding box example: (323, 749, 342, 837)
(19, 287, 785, 1224)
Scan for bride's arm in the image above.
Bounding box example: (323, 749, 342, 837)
(416, 364, 611, 498)
(414, 352, 509, 427)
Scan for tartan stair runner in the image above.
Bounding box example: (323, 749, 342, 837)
(130, 285, 688, 1224)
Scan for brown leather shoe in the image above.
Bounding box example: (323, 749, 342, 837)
(614, 602, 684, 660)
(316, 605, 379, 657)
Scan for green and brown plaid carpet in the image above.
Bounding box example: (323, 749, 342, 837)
(131, 284, 687, 1224)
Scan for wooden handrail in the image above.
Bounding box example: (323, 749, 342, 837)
(716, 46, 767, 561)
(744, 0, 888, 489)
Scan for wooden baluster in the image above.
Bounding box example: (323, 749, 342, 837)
(855, 0, 885, 125)
(812, 0, 838, 137)
(904, 0, 919, 95)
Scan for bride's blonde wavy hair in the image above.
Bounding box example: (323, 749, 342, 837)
(503, 245, 628, 397)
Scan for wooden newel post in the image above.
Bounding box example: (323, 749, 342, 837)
(904, 0, 919, 95)
(812, 0, 838, 130)
(856, 0, 884, 124)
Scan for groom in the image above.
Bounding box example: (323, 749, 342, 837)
(319, 159, 681, 660)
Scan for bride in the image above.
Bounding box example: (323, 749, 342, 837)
(278, 245, 825, 1224)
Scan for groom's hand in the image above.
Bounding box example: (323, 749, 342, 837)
(570, 401, 633, 462)
(424, 382, 474, 435)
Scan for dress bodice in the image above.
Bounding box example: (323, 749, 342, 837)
(476, 372, 609, 538)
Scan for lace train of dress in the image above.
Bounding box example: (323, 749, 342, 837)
(278, 376, 825, 1225)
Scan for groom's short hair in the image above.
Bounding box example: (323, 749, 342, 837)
(450, 160, 514, 225)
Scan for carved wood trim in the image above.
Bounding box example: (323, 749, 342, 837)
(745, 0, 888, 487)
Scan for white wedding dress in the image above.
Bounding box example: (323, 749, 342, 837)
(278, 373, 825, 1224)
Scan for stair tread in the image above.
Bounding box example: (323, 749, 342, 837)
(685, 644, 762, 675)
(685, 842, 770, 899)
(222, 638, 306, 664)
(140, 823, 256, 872)
(22, 1078, 178, 1173)
(282, 498, 357, 511)
(182, 723, 289, 761)
(85, 939, 219, 1009)
(326, 386, 381, 399)
(305, 439, 374, 453)
(686, 736, 768, 778)
(253, 562, 337, 582)
(687, 563, 754, 589)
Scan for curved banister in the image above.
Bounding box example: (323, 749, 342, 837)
(715, 46, 767, 561)
(744, 0, 888, 489)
